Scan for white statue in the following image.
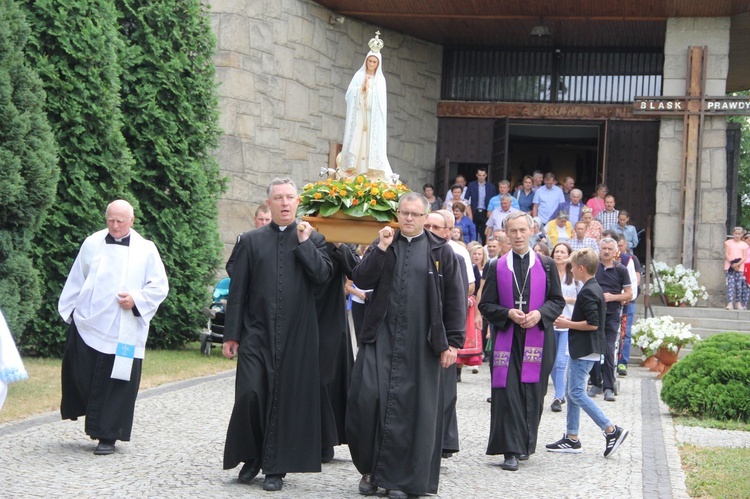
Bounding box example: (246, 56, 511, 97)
(338, 32, 394, 182)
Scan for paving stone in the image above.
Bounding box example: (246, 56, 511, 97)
(0, 365, 731, 497)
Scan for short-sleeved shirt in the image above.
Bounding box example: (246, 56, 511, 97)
(595, 261, 631, 315)
(533, 185, 565, 224)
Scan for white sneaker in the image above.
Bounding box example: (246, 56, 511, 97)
(737, 303, 746, 310)
(726, 303, 734, 310)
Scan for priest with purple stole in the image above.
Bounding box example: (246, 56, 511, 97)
(479, 211, 564, 471)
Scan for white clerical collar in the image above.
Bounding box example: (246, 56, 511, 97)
(506, 248, 536, 271)
(115, 231, 131, 243)
(402, 231, 424, 242)
(278, 225, 288, 231)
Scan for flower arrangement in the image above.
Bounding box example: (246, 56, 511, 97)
(632, 315, 701, 355)
(297, 175, 410, 222)
(649, 261, 708, 306)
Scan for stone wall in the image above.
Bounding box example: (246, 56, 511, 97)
(654, 17, 730, 305)
(208, 0, 443, 260)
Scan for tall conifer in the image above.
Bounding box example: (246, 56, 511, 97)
(116, 0, 224, 348)
(0, 0, 58, 336)
(22, 0, 133, 356)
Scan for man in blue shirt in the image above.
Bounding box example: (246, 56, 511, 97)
(532, 172, 565, 225)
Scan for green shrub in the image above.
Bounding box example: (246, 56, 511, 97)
(661, 333, 750, 423)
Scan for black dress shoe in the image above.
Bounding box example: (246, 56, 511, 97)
(238, 460, 261, 483)
(518, 454, 529, 461)
(262, 474, 284, 492)
(358, 473, 377, 495)
(441, 452, 453, 458)
(388, 490, 409, 499)
(94, 439, 116, 455)
(499, 454, 519, 471)
(322, 446, 334, 463)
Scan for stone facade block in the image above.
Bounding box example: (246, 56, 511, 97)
(701, 190, 728, 223)
(656, 138, 682, 181)
(662, 79, 685, 95)
(702, 129, 727, 148)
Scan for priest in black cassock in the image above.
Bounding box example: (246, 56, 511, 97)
(479, 211, 564, 472)
(222, 178, 333, 493)
(315, 242, 359, 463)
(346, 192, 466, 499)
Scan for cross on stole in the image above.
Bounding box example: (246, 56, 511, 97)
(515, 297, 527, 310)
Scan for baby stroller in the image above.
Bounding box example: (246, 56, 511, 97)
(200, 277, 230, 356)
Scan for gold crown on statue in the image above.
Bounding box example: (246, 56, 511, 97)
(368, 30, 384, 53)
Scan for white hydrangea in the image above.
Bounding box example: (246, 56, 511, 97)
(649, 261, 708, 306)
(632, 315, 701, 353)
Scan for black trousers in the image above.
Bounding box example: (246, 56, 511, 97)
(588, 311, 621, 391)
(474, 209, 488, 245)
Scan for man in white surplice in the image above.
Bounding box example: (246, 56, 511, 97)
(58, 199, 168, 455)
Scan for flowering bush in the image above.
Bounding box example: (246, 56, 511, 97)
(632, 315, 701, 355)
(296, 175, 410, 222)
(649, 261, 708, 306)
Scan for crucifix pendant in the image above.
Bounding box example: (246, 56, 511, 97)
(515, 297, 527, 309)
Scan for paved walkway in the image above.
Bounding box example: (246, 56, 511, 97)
(0, 364, 740, 498)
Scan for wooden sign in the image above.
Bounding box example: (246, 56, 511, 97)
(633, 96, 750, 116)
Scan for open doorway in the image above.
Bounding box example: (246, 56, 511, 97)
(506, 122, 603, 198)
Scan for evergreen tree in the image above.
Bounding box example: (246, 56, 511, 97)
(0, 0, 58, 336)
(21, 0, 134, 357)
(116, 0, 225, 348)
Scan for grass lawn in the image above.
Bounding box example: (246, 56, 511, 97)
(671, 414, 750, 432)
(1, 342, 233, 424)
(680, 445, 750, 498)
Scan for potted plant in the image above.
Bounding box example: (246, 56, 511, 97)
(632, 315, 701, 376)
(649, 261, 708, 306)
(296, 173, 410, 244)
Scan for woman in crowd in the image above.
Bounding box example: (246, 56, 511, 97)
(545, 212, 573, 246)
(456, 242, 486, 377)
(529, 216, 548, 249)
(550, 242, 580, 412)
(443, 184, 473, 220)
(724, 227, 749, 310)
(515, 175, 535, 213)
(533, 241, 551, 257)
(453, 202, 477, 244)
(423, 183, 443, 213)
(580, 207, 604, 242)
(585, 183, 608, 218)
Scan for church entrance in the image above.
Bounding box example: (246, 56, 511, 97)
(435, 116, 660, 260)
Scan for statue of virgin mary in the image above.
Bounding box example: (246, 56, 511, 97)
(338, 32, 394, 182)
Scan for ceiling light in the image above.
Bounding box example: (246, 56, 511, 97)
(530, 18, 551, 37)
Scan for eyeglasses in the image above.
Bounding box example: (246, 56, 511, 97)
(423, 223, 446, 230)
(397, 210, 426, 219)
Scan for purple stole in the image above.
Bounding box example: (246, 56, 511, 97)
(492, 252, 547, 388)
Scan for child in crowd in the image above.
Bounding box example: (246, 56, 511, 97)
(546, 248, 629, 457)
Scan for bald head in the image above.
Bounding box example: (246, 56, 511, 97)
(106, 199, 135, 239)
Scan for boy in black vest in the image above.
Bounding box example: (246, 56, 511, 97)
(545, 248, 629, 457)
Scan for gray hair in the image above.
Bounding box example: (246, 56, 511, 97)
(599, 237, 617, 248)
(571, 188, 582, 197)
(398, 191, 429, 212)
(506, 211, 533, 229)
(436, 209, 455, 227)
(500, 194, 513, 202)
(266, 177, 297, 198)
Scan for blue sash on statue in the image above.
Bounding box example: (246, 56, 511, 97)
(492, 252, 547, 388)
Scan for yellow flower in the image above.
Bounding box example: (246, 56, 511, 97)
(356, 175, 365, 183)
(314, 193, 322, 200)
(382, 191, 395, 200)
(370, 200, 377, 206)
(357, 190, 365, 197)
(303, 183, 313, 190)
(370, 187, 380, 196)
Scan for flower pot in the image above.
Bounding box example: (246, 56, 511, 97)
(655, 346, 681, 378)
(641, 355, 659, 370)
(302, 213, 398, 245)
(665, 298, 687, 307)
